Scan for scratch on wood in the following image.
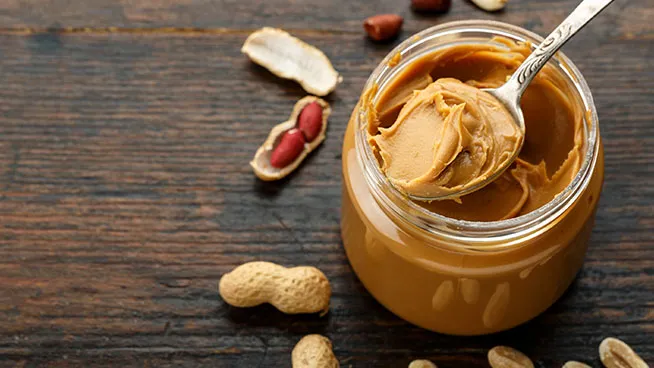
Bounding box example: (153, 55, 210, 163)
(163, 321, 171, 336)
(158, 279, 191, 288)
(271, 211, 304, 252)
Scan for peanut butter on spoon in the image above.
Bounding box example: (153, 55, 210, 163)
(369, 78, 521, 200)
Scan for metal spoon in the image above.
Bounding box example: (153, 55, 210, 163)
(412, 0, 614, 202)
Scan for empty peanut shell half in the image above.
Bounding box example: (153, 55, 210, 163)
(471, 0, 507, 12)
(251, 96, 331, 181)
(242, 27, 342, 96)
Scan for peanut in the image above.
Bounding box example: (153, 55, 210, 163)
(470, 0, 507, 12)
(292, 335, 339, 368)
(298, 101, 324, 142)
(409, 360, 438, 368)
(563, 362, 591, 368)
(251, 96, 330, 181)
(411, 0, 451, 12)
(599, 337, 648, 368)
(488, 346, 534, 368)
(363, 14, 404, 42)
(270, 128, 306, 168)
(219, 261, 331, 315)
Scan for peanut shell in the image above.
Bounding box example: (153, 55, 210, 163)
(242, 27, 342, 96)
(599, 337, 648, 368)
(250, 96, 330, 181)
(562, 362, 592, 368)
(409, 360, 438, 368)
(488, 346, 534, 368)
(471, 0, 507, 12)
(292, 335, 339, 368)
(219, 261, 331, 315)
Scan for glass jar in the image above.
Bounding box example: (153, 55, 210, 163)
(340, 20, 604, 336)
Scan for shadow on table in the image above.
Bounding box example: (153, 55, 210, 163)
(252, 143, 327, 199)
(223, 303, 331, 335)
(245, 62, 308, 97)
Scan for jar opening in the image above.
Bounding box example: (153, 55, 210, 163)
(355, 20, 599, 247)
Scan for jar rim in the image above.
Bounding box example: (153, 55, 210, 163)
(354, 20, 600, 248)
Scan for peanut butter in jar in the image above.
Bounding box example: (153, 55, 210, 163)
(341, 21, 603, 335)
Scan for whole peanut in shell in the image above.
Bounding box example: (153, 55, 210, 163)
(292, 335, 339, 368)
(219, 261, 331, 315)
(599, 337, 648, 368)
(488, 346, 534, 368)
(409, 360, 438, 368)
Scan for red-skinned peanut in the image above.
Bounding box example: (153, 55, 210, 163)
(363, 14, 404, 42)
(270, 128, 306, 168)
(297, 102, 324, 142)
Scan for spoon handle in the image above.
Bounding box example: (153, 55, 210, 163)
(505, 0, 614, 98)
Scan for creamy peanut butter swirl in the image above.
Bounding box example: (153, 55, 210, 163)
(369, 78, 521, 199)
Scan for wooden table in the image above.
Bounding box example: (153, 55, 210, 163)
(0, 0, 652, 366)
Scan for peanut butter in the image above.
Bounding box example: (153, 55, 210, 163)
(369, 78, 521, 199)
(365, 37, 584, 220)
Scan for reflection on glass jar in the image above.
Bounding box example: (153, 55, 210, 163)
(483, 282, 511, 329)
(459, 278, 480, 305)
(340, 20, 604, 335)
(431, 280, 454, 312)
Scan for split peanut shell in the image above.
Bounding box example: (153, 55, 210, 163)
(242, 27, 342, 96)
(250, 96, 331, 181)
(471, 0, 507, 12)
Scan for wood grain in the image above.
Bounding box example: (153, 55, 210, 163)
(0, 0, 651, 40)
(0, 0, 652, 367)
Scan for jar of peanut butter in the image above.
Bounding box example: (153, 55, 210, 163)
(341, 20, 604, 335)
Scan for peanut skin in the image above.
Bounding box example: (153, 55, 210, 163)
(270, 128, 307, 168)
(363, 14, 404, 42)
(297, 101, 324, 142)
(411, 0, 451, 12)
(219, 261, 331, 315)
(292, 335, 339, 368)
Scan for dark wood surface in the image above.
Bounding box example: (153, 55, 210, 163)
(0, 0, 652, 367)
